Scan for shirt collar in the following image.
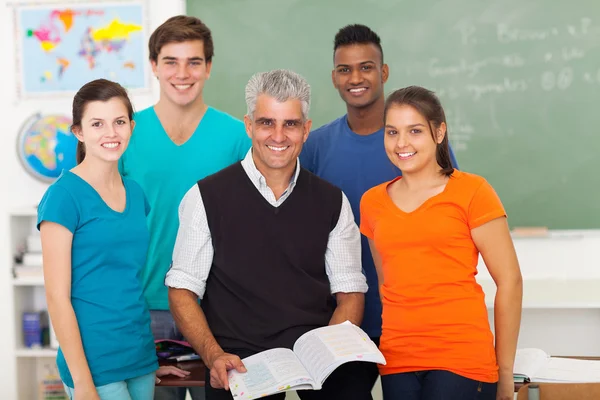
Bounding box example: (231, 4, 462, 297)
(241, 149, 301, 190)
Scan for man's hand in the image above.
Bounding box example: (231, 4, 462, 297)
(209, 352, 247, 390)
(496, 371, 514, 400)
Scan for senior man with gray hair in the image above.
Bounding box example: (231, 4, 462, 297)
(166, 69, 372, 400)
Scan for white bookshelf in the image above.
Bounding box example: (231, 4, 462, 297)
(13, 276, 45, 286)
(16, 347, 58, 358)
(8, 207, 64, 400)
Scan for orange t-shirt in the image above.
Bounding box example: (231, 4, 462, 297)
(360, 170, 506, 383)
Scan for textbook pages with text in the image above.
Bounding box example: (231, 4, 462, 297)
(228, 321, 385, 399)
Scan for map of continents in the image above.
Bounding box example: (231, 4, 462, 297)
(19, 4, 146, 95)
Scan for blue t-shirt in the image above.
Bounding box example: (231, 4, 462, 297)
(300, 115, 459, 338)
(120, 106, 251, 310)
(37, 171, 158, 388)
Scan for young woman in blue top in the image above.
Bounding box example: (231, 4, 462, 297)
(38, 79, 189, 400)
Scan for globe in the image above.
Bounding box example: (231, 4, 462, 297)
(17, 113, 78, 182)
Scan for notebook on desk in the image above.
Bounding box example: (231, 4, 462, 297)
(155, 339, 199, 361)
(514, 348, 600, 383)
(517, 382, 600, 400)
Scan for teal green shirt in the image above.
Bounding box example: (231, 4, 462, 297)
(37, 171, 157, 387)
(120, 106, 251, 309)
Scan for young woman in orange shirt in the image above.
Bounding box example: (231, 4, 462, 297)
(360, 86, 523, 400)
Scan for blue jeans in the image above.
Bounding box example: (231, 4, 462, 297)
(381, 370, 497, 400)
(63, 372, 155, 400)
(151, 310, 205, 400)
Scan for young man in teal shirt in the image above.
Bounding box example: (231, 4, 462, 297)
(120, 16, 250, 400)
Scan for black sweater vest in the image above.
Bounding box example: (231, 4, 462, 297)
(198, 162, 342, 351)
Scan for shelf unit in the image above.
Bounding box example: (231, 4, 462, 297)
(13, 276, 45, 286)
(16, 347, 58, 358)
(9, 207, 64, 400)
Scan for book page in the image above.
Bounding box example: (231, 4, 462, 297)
(228, 348, 315, 400)
(293, 321, 386, 385)
(514, 348, 550, 380)
(535, 357, 600, 382)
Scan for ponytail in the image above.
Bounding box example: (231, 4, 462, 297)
(76, 141, 86, 164)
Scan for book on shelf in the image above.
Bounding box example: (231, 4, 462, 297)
(13, 265, 44, 278)
(228, 321, 385, 399)
(514, 348, 600, 383)
(22, 252, 43, 267)
(23, 311, 49, 348)
(37, 358, 67, 399)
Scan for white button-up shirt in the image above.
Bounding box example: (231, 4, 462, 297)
(165, 150, 368, 298)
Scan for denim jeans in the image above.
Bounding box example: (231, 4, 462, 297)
(63, 372, 156, 400)
(381, 370, 497, 400)
(151, 310, 205, 400)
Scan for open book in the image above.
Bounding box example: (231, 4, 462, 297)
(515, 348, 600, 383)
(228, 321, 385, 399)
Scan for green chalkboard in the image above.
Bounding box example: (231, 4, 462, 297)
(187, 0, 600, 228)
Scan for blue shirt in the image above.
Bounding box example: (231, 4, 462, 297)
(300, 115, 459, 338)
(37, 171, 157, 387)
(120, 106, 251, 310)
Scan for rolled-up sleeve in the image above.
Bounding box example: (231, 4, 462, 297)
(165, 185, 213, 299)
(325, 193, 368, 294)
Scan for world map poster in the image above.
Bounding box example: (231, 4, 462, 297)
(15, 1, 148, 98)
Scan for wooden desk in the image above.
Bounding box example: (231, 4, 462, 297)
(156, 359, 206, 387)
(516, 382, 600, 399)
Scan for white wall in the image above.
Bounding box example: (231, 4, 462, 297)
(478, 232, 600, 357)
(0, 0, 185, 398)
